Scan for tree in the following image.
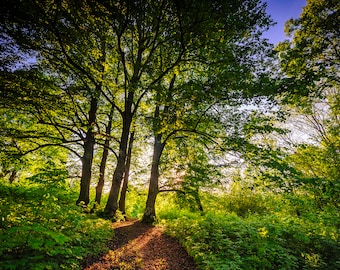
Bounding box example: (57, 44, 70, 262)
(0, 68, 73, 181)
(139, 0, 276, 222)
(94, 105, 116, 208)
(0, 79, 69, 186)
(1, 0, 112, 205)
(1, 0, 278, 219)
(274, 0, 339, 205)
(101, 0, 273, 217)
(118, 131, 135, 215)
(275, 0, 339, 101)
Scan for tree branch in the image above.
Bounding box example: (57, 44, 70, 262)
(96, 141, 118, 160)
(20, 143, 82, 159)
(158, 189, 185, 194)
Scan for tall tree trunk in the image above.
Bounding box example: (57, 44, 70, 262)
(142, 133, 164, 223)
(193, 189, 204, 212)
(104, 106, 133, 217)
(94, 106, 114, 207)
(104, 65, 138, 217)
(8, 170, 17, 184)
(94, 139, 109, 207)
(76, 96, 98, 205)
(119, 131, 135, 215)
(141, 76, 175, 222)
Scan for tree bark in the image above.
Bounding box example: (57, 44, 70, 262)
(94, 140, 109, 206)
(94, 106, 114, 207)
(119, 131, 135, 215)
(193, 189, 204, 212)
(104, 50, 139, 217)
(76, 96, 98, 205)
(104, 108, 133, 217)
(8, 170, 17, 184)
(142, 134, 164, 223)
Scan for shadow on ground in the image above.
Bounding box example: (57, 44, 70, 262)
(82, 219, 197, 270)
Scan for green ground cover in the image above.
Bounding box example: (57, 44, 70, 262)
(0, 181, 113, 270)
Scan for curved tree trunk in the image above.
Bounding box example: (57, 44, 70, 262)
(119, 131, 135, 216)
(94, 106, 114, 208)
(76, 96, 98, 205)
(142, 134, 164, 223)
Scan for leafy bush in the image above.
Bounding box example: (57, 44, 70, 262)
(124, 187, 148, 219)
(159, 192, 339, 270)
(211, 187, 273, 217)
(0, 181, 114, 269)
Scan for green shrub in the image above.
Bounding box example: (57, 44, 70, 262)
(161, 200, 339, 270)
(0, 181, 114, 269)
(124, 187, 148, 218)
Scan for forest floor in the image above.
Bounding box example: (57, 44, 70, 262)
(82, 219, 197, 270)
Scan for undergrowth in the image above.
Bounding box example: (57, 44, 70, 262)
(0, 181, 114, 270)
(157, 191, 340, 270)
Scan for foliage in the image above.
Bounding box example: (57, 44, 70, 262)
(159, 189, 339, 270)
(94, 185, 148, 220)
(275, 0, 339, 104)
(288, 143, 340, 207)
(124, 188, 148, 219)
(280, 0, 339, 81)
(274, 0, 339, 209)
(0, 180, 114, 269)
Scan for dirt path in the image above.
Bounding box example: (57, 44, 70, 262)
(82, 219, 197, 270)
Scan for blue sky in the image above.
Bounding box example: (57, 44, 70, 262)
(262, 0, 307, 44)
